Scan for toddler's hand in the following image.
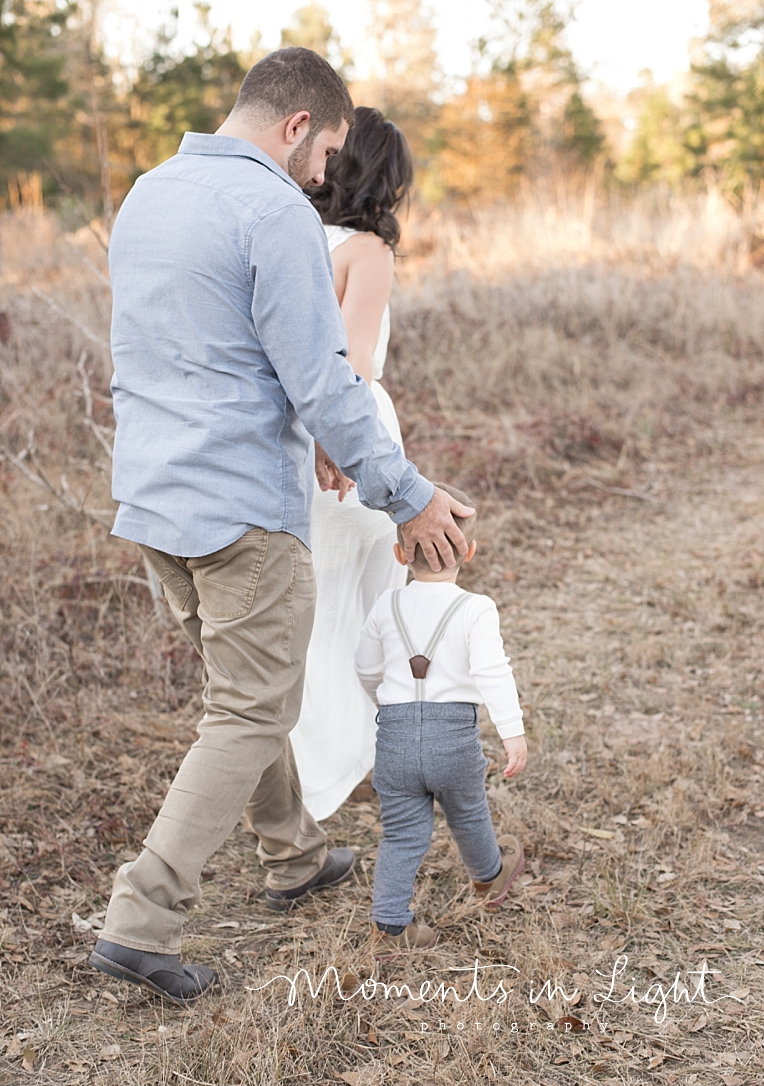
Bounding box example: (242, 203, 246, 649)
(502, 736, 527, 779)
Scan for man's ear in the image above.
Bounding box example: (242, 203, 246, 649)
(283, 110, 311, 146)
(463, 540, 478, 563)
(393, 542, 408, 567)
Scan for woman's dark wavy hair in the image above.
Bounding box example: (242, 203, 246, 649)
(307, 106, 414, 250)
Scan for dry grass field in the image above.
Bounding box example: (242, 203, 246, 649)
(1, 193, 763, 1085)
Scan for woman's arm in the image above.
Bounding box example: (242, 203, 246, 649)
(331, 232, 395, 385)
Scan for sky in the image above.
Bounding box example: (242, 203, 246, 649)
(105, 0, 711, 97)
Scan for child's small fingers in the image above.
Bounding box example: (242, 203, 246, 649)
(504, 755, 526, 778)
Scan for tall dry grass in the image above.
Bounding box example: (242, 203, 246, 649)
(1, 190, 763, 1084)
(388, 191, 764, 502)
(402, 185, 760, 275)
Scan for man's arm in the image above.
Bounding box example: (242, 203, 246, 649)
(251, 204, 427, 518)
(250, 204, 473, 568)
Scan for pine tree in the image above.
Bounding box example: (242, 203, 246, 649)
(559, 89, 604, 165)
(280, 2, 353, 79)
(435, 68, 531, 199)
(119, 3, 246, 178)
(354, 0, 440, 164)
(616, 77, 695, 185)
(513, 0, 604, 168)
(432, 0, 603, 201)
(609, 5, 764, 189)
(0, 0, 75, 197)
(673, 2, 764, 186)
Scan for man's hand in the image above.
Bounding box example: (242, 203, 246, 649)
(399, 486, 475, 571)
(502, 736, 527, 779)
(315, 443, 355, 502)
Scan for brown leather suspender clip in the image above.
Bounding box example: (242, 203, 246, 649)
(408, 654, 431, 679)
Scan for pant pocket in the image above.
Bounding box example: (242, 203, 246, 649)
(140, 546, 194, 612)
(373, 744, 411, 793)
(190, 528, 269, 619)
(282, 535, 316, 662)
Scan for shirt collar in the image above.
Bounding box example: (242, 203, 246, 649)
(177, 132, 304, 194)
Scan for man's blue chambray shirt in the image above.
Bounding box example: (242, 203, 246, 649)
(109, 132, 434, 557)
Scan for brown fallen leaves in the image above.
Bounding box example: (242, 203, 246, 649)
(5, 1037, 37, 1073)
(336, 1064, 384, 1086)
(98, 1043, 121, 1061)
(558, 1014, 586, 1032)
(686, 1013, 709, 1032)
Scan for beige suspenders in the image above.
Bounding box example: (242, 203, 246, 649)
(390, 590, 471, 701)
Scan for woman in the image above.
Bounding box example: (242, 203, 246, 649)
(290, 107, 414, 820)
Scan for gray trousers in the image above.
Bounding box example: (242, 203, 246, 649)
(371, 702, 502, 927)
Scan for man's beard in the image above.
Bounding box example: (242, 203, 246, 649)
(286, 132, 316, 188)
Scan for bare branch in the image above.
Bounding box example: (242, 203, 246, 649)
(0, 431, 114, 528)
(582, 476, 659, 503)
(42, 159, 110, 252)
(63, 237, 111, 288)
(77, 351, 114, 458)
(31, 287, 110, 351)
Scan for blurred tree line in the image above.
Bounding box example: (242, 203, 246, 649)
(607, 1, 764, 193)
(4, 0, 764, 216)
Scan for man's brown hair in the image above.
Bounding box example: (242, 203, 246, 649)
(233, 47, 354, 134)
(397, 482, 477, 574)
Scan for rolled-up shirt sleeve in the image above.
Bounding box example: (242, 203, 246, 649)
(250, 204, 433, 524)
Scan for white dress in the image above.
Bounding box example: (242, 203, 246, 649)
(290, 225, 407, 821)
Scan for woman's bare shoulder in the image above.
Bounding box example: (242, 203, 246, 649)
(341, 231, 394, 264)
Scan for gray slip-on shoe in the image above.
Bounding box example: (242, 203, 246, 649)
(88, 939, 217, 1005)
(264, 847, 356, 912)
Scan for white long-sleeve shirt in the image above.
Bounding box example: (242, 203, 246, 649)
(353, 581, 524, 740)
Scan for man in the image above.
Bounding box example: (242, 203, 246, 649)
(89, 47, 473, 1004)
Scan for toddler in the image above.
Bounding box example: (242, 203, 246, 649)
(354, 483, 527, 960)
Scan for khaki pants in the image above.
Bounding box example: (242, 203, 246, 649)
(101, 529, 326, 954)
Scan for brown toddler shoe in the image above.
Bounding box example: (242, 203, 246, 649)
(371, 921, 438, 962)
(472, 834, 525, 909)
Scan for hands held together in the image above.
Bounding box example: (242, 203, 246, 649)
(315, 444, 355, 502)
